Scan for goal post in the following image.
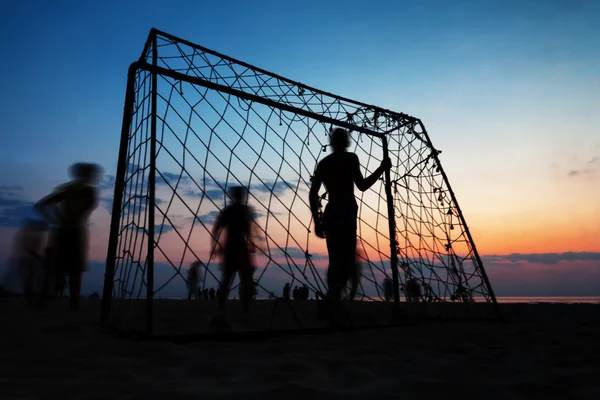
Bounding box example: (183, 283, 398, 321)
(100, 28, 501, 337)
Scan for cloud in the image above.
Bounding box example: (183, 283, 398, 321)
(124, 223, 179, 234)
(250, 180, 297, 197)
(99, 196, 114, 213)
(157, 171, 191, 187)
(0, 188, 39, 228)
(0, 199, 38, 228)
(127, 162, 140, 174)
(100, 193, 166, 215)
(193, 211, 220, 224)
(183, 188, 224, 201)
(567, 154, 600, 178)
(0, 186, 24, 191)
(98, 175, 115, 191)
(155, 169, 298, 200)
(267, 246, 328, 260)
(155, 224, 177, 234)
(483, 252, 600, 265)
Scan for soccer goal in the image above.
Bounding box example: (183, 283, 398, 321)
(100, 29, 501, 340)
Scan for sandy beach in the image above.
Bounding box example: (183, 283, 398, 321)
(1, 298, 599, 399)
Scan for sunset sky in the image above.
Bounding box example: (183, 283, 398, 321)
(1, 0, 599, 297)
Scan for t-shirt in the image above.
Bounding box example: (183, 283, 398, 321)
(217, 203, 252, 250)
(313, 151, 361, 210)
(53, 181, 98, 229)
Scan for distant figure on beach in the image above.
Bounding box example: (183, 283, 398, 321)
(282, 283, 290, 299)
(187, 261, 201, 300)
(10, 219, 47, 305)
(406, 278, 422, 303)
(208, 287, 215, 300)
(299, 284, 309, 300)
(309, 128, 390, 307)
(293, 286, 299, 300)
(35, 162, 101, 310)
(211, 186, 260, 319)
(383, 277, 393, 302)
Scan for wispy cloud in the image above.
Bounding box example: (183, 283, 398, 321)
(0, 186, 24, 192)
(191, 210, 220, 224)
(267, 246, 328, 260)
(250, 180, 297, 197)
(157, 171, 192, 187)
(155, 169, 298, 201)
(98, 175, 116, 192)
(124, 223, 179, 234)
(484, 252, 600, 265)
(0, 187, 38, 228)
(155, 223, 177, 234)
(567, 154, 600, 178)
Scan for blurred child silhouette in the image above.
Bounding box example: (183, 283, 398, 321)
(10, 219, 47, 305)
(187, 261, 202, 300)
(383, 277, 393, 302)
(35, 162, 101, 310)
(210, 186, 261, 328)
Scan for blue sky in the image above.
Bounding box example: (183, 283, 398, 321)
(0, 0, 599, 296)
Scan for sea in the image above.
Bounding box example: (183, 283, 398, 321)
(158, 296, 600, 304)
(483, 296, 600, 304)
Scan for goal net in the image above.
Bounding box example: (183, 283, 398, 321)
(101, 29, 500, 338)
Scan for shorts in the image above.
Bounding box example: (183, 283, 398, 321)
(322, 204, 357, 281)
(222, 244, 255, 280)
(50, 228, 88, 273)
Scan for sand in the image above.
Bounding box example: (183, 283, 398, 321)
(1, 298, 599, 399)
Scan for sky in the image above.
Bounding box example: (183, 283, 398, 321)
(0, 0, 599, 297)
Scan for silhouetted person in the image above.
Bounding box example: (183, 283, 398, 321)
(35, 162, 101, 310)
(282, 283, 290, 299)
(406, 278, 421, 303)
(10, 219, 47, 305)
(293, 286, 299, 300)
(211, 186, 259, 318)
(209, 287, 216, 300)
(309, 128, 390, 306)
(300, 284, 309, 300)
(383, 277, 393, 302)
(187, 261, 201, 300)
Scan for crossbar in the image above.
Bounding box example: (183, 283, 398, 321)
(146, 28, 419, 127)
(133, 61, 387, 139)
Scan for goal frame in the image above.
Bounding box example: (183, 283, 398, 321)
(100, 28, 501, 335)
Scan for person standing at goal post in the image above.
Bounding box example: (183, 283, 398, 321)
(309, 128, 391, 317)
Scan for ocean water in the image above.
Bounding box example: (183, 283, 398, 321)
(158, 296, 600, 304)
(491, 296, 600, 304)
